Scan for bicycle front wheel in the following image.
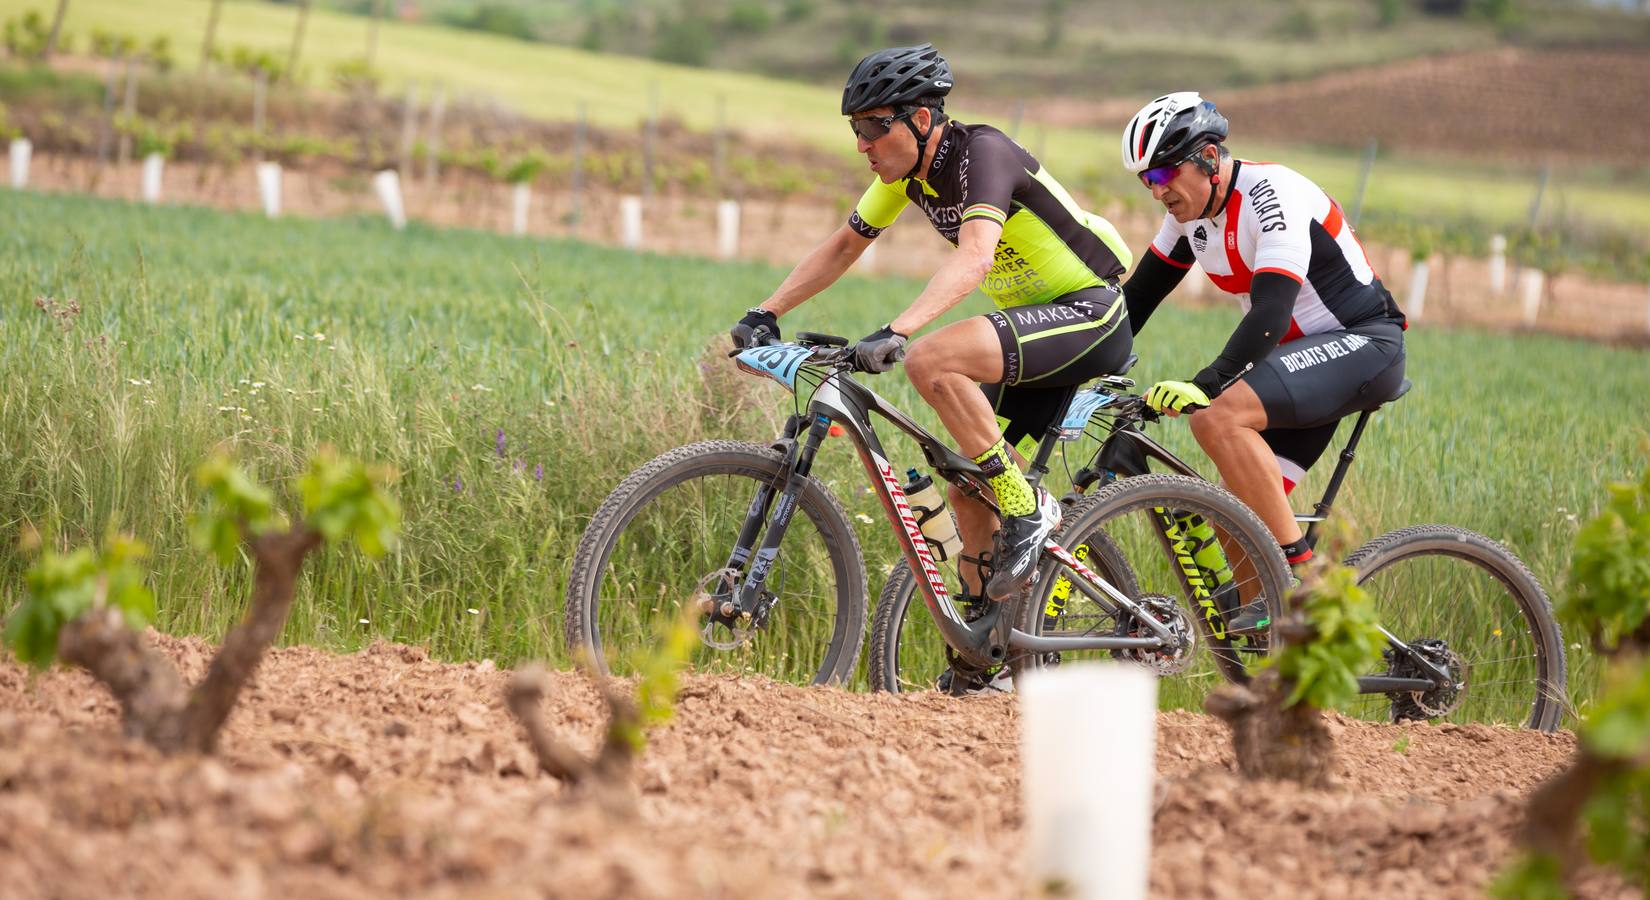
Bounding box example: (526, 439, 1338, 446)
(1016, 474, 1293, 708)
(1343, 525, 1567, 732)
(565, 440, 867, 685)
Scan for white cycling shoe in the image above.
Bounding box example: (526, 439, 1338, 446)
(985, 487, 1062, 602)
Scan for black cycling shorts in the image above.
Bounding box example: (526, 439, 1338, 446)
(980, 285, 1134, 451)
(1245, 317, 1406, 489)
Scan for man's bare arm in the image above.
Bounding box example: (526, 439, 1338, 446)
(889, 218, 1002, 335)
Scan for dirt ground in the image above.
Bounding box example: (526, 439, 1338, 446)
(0, 634, 1632, 899)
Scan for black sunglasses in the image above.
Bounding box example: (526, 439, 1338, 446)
(849, 110, 913, 142)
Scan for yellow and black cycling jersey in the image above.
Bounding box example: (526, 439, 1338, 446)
(847, 121, 1133, 309)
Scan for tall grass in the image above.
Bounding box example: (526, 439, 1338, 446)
(1, 191, 1644, 701)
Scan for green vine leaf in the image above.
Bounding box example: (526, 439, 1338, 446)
(3, 533, 155, 670)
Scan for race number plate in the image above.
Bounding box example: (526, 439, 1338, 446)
(735, 344, 814, 392)
(1057, 389, 1115, 441)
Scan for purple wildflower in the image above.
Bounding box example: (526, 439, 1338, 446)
(453, 474, 463, 493)
(534, 462, 543, 482)
(495, 427, 507, 458)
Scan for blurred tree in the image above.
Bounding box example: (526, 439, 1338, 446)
(201, 0, 223, 71)
(43, 0, 68, 60)
(783, 0, 816, 23)
(653, 15, 713, 66)
(727, 0, 774, 33)
(287, 0, 313, 81)
(446, 3, 536, 41)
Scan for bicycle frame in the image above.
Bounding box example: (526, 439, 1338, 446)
(726, 354, 1181, 672)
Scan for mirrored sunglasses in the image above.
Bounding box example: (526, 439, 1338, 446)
(1140, 163, 1182, 187)
(849, 111, 911, 142)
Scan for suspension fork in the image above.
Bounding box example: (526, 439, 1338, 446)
(1153, 508, 1234, 641)
(731, 413, 833, 615)
(720, 414, 804, 576)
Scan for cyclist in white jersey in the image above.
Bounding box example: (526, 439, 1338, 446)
(1118, 92, 1408, 630)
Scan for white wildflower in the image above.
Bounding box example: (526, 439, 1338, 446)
(312, 332, 326, 341)
(252, 382, 265, 389)
(854, 513, 873, 524)
(294, 334, 306, 341)
(358, 618, 369, 625)
(466, 608, 480, 615)
(471, 383, 492, 392)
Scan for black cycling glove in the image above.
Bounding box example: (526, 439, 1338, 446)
(730, 307, 780, 349)
(852, 325, 908, 373)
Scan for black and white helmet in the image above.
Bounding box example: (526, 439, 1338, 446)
(1120, 92, 1229, 173)
(841, 43, 953, 115)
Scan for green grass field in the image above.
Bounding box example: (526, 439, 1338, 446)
(6, 0, 1650, 237)
(1, 190, 1643, 709)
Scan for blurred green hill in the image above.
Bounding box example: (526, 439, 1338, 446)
(331, 0, 1650, 99)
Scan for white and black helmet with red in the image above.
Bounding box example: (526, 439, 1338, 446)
(1120, 91, 1229, 174)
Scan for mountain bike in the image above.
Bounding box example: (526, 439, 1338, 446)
(871, 370, 1569, 732)
(564, 333, 1291, 693)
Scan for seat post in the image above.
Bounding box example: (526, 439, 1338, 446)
(1303, 408, 1375, 549)
(1025, 385, 1082, 488)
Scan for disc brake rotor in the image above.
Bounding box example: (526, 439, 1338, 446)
(693, 567, 779, 651)
(1388, 639, 1470, 720)
(1114, 592, 1197, 676)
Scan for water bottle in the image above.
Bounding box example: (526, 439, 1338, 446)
(904, 468, 963, 562)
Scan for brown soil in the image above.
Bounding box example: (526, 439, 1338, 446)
(1034, 48, 1650, 169)
(0, 634, 1632, 898)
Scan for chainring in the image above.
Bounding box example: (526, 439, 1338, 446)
(1113, 592, 1197, 676)
(1386, 639, 1470, 721)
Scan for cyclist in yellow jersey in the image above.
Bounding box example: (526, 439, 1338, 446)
(729, 45, 1135, 672)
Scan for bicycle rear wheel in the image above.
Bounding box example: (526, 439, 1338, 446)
(1343, 525, 1567, 732)
(1016, 474, 1293, 707)
(565, 440, 867, 685)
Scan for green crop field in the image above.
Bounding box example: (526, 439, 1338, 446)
(1, 190, 1643, 710)
(5, 0, 1650, 238)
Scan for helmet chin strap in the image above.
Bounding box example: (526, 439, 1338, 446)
(1193, 150, 1225, 220)
(901, 110, 939, 181)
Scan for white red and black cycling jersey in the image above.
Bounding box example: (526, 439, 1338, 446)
(1149, 160, 1405, 338)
